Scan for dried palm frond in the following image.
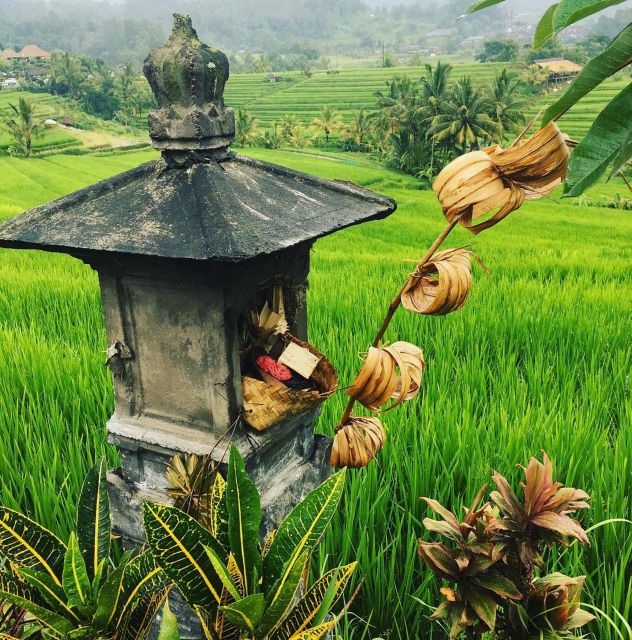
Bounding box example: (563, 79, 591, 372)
(433, 122, 570, 234)
(330, 416, 385, 468)
(401, 248, 480, 316)
(347, 342, 424, 411)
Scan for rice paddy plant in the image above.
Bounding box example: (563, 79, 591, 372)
(0, 149, 629, 639)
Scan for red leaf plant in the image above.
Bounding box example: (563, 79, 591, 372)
(418, 453, 594, 639)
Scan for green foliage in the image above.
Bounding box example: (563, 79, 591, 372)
(310, 106, 343, 144)
(0, 148, 631, 639)
(465, 0, 631, 195)
(236, 109, 258, 147)
(144, 447, 353, 639)
(0, 460, 169, 639)
(476, 40, 519, 63)
(563, 83, 631, 196)
(1, 97, 44, 158)
(157, 600, 180, 640)
(419, 454, 593, 639)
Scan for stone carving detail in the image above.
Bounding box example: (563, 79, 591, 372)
(143, 13, 235, 163)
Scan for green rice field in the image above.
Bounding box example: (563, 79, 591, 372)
(0, 148, 630, 638)
(224, 62, 506, 129)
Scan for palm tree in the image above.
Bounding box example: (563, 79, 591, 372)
(373, 76, 420, 134)
(310, 106, 342, 144)
(2, 97, 44, 158)
(427, 77, 499, 154)
(416, 62, 453, 168)
(343, 110, 372, 148)
(490, 69, 526, 142)
(523, 64, 549, 95)
(49, 51, 84, 100)
(279, 114, 303, 146)
(236, 109, 257, 146)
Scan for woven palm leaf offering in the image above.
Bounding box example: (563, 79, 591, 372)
(241, 286, 337, 431)
(332, 122, 571, 468)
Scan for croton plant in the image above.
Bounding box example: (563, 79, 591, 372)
(419, 453, 594, 639)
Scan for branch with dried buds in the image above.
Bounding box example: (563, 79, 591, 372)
(332, 123, 571, 469)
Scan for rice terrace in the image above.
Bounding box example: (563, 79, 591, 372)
(0, 1, 629, 639)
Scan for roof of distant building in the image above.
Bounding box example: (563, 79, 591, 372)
(3, 45, 50, 60)
(534, 58, 582, 73)
(0, 48, 17, 60)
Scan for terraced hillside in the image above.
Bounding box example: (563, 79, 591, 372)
(529, 76, 629, 139)
(225, 62, 507, 128)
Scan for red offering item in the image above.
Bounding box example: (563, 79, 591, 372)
(256, 355, 292, 382)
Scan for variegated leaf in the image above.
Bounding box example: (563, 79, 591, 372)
(76, 458, 111, 581)
(257, 551, 308, 637)
(115, 550, 169, 629)
(0, 507, 66, 586)
(119, 591, 169, 640)
(215, 554, 243, 640)
(143, 502, 226, 613)
(264, 471, 345, 595)
(62, 533, 91, 609)
(271, 562, 356, 640)
(19, 567, 82, 624)
(226, 446, 261, 595)
(288, 620, 336, 639)
(0, 589, 75, 637)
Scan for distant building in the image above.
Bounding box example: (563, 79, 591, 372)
(0, 48, 18, 61)
(534, 58, 582, 85)
(0, 45, 51, 62)
(1, 77, 19, 89)
(26, 66, 49, 79)
(267, 73, 281, 83)
(60, 116, 77, 127)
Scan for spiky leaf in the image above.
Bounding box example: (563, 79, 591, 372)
(0, 507, 66, 586)
(143, 502, 226, 612)
(76, 458, 111, 580)
(264, 471, 345, 594)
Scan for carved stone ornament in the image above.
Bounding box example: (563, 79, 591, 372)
(143, 14, 235, 165)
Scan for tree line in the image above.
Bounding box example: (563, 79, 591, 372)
(236, 63, 529, 183)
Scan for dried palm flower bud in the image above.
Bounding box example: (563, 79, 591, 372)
(433, 122, 570, 234)
(383, 341, 425, 402)
(330, 416, 385, 468)
(347, 342, 424, 411)
(401, 248, 480, 316)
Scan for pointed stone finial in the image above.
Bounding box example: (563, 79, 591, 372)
(143, 14, 235, 166)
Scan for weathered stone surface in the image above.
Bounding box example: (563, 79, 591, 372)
(0, 155, 395, 262)
(143, 14, 235, 163)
